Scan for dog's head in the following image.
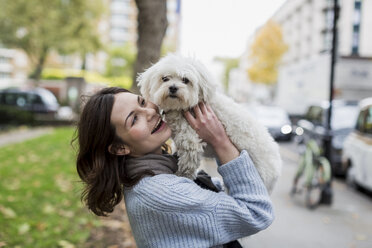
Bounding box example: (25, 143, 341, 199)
(137, 54, 215, 111)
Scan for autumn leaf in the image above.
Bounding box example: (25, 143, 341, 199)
(0, 205, 17, 218)
(18, 223, 30, 234)
(58, 240, 75, 248)
(247, 20, 288, 85)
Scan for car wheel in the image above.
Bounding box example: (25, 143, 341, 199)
(346, 164, 357, 189)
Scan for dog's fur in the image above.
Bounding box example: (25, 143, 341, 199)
(138, 54, 282, 193)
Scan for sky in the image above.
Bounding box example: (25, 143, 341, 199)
(180, 0, 286, 64)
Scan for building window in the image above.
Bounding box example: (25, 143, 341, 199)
(0, 72, 11, 79)
(351, 0, 362, 55)
(0, 56, 11, 64)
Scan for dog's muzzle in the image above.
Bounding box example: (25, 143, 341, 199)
(169, 86, 178, 98)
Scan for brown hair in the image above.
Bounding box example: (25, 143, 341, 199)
(72, 87, 155, 216)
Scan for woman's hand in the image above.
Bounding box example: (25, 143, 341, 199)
(184, 102, 239, 164)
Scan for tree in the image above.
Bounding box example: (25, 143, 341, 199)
(0, 0, 105, 81)
(247, 20, 287, 86)
(214, 57, 240, 92)
(105, 44, 136, 78)
(132, 0, 168, 93)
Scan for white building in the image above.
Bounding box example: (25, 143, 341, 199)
(274, 0, 372, 115)
(233, 0, 372, 115)
(0, 47, 28, 88)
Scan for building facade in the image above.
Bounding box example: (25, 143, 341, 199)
(231, 0, 372, 115)
(273, 0, 372, 115)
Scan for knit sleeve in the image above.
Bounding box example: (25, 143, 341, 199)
(126, 150, 274, 247)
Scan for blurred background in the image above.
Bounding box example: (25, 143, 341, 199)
(0, 0, 372, 247)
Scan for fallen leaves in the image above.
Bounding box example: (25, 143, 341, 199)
(0, 205, 16, 218)
(58, 240, 75, 248)
(42, 204, 56, 214)
(18, 223, 30, 234)
(54, 174, 72, 193)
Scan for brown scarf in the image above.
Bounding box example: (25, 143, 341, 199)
(125, 153, 178, 179)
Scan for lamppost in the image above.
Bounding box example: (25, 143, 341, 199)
(320, 0, 339, 205)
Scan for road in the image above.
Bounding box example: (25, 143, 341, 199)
(201, 141, 372, 248)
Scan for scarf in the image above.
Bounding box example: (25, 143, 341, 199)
(125, 153, 178, 179)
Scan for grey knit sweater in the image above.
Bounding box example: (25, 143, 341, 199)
(123, 150, 274, 248)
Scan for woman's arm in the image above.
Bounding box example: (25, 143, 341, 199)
(184, 102, 239, 164)
(126, 150, 274, 247)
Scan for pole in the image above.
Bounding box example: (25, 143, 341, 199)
(320, 0, 339, 205)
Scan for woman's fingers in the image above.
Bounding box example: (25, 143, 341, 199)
(184, 110, 196, 128)
(193, 103, 203, 119)
(199, 102, 208, 115)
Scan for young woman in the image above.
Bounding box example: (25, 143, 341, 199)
(74, 87, 274, 248)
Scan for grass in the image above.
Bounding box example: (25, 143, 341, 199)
(0, 127, 99, 247)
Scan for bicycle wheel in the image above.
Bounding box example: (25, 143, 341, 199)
(305, 156, 331, 209)
(305, 176, 323, 209)
(290, 154, 306, 196)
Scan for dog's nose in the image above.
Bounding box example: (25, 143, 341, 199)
(169, 86, 178, 94)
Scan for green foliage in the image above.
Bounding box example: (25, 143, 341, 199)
(215, 57, 240, 92)
(105, 44, 136, 78)
(105, 43, 137, 77)
(0, 0, 106, 80)
(0, 127, 99, 247)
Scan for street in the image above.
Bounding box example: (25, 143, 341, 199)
(201, 141, 372, 248)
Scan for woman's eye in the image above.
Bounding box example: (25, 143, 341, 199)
(162, 76, 169, 82)
(182, 77, 189, 84)
(132, 115, 137, 126)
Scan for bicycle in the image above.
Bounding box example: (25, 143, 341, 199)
(290, 139, 332, 209)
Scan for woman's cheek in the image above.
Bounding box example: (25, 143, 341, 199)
(130, 126, 149, 140)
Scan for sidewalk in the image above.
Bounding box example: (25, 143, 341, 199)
(0, 126, 53, 148)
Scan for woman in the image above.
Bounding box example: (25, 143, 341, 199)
(74, 87, 274, 248)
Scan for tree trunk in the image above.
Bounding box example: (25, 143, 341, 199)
(81, 53, 87, 71)
(132, 0, 168, 94)
(29, 47, 48, 83)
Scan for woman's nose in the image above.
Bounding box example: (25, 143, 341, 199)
(144, 107, 157, 120)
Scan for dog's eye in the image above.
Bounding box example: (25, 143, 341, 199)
(162, 76, 169, 82)
(182, 77, 190, 84)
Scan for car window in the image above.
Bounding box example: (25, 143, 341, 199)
(364, 107, 372, 135)
(29, 94, 43, 104)
(356, 110, 366, 132)
(4, 93, 17, 105)
(331, 106, 359, 130)
(38, 90, 58, 105)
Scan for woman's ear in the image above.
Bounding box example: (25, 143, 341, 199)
(108, 144, 130, 156)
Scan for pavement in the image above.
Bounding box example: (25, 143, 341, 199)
(0, 126, 53, 148)
(200, 142, 372, 248)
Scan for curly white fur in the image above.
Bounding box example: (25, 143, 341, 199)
(138, 54, 282, 193)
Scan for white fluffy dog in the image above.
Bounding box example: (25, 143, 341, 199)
(138, 54, 282, 193)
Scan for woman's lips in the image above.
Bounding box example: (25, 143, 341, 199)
(153, 120, 166, 134)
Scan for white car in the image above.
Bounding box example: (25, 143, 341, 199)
(343, 98, 372, 191)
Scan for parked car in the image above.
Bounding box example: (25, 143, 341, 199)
(343, 98, 372, 191)
(295, 100, 359, 176)
(0, 87, 60, 124)
(245, 105, 293, 141)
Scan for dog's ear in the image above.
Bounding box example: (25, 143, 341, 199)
(137, 66, 154, 100)
(191, 59, 215, 102)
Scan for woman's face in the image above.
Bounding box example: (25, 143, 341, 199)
(110, 92, 171, 157)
